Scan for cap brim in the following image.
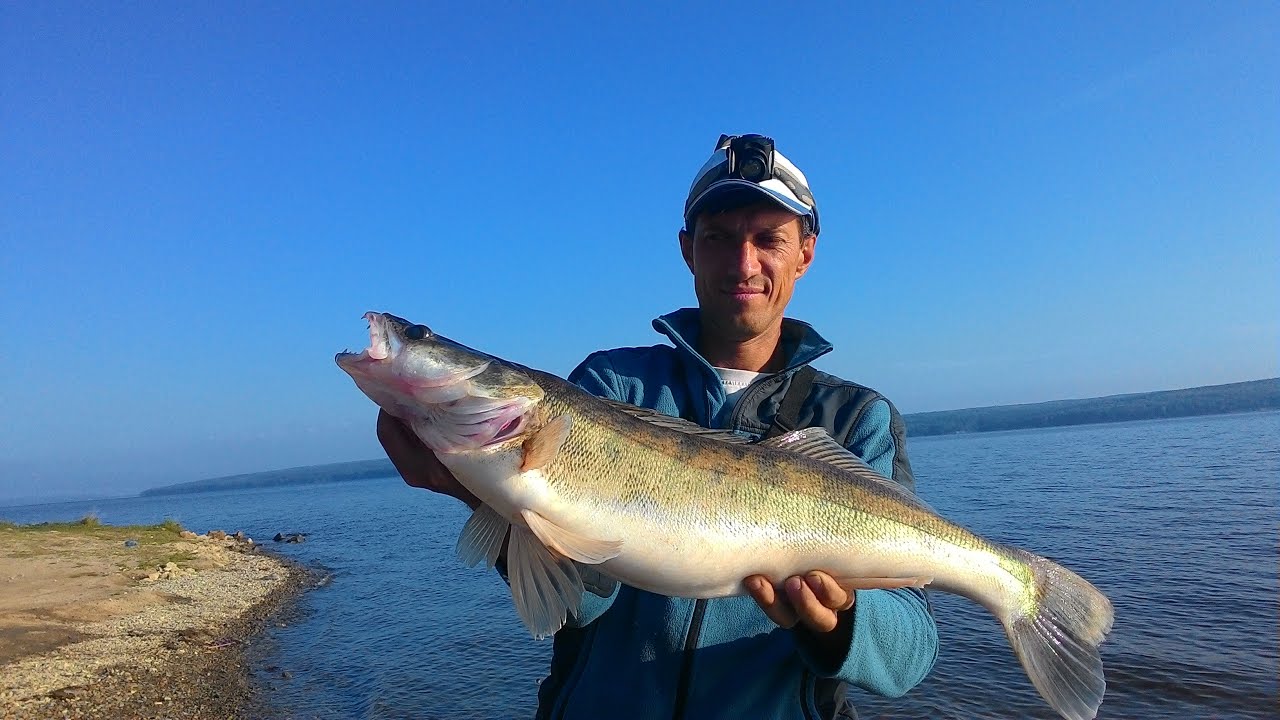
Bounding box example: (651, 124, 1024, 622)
(685, 180, 811, 226)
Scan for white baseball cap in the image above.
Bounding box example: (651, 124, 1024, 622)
(683, 134, 820, 235)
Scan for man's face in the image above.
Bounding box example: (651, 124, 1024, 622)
(679, 202, 816, 343)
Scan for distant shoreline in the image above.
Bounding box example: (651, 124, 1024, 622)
(134, 378, 1278, 497)
(903, 378, 1278, 437)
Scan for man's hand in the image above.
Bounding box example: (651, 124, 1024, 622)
(745, 572, 854, 633)
(376, 409, 480, 508)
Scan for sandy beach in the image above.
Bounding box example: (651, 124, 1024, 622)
(0, 520, 309, 719)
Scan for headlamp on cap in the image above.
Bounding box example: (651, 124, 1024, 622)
(725, 134, 774, 183)
(684, 133, 820, 236)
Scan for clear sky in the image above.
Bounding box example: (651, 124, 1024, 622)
(2, 3, 1276, 504)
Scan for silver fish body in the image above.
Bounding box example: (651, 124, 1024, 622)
(337, 312, 1114, 720)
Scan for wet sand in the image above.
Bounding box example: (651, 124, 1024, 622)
(0, 522, 310, 719)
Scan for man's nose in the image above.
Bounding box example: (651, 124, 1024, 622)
(728, 240, 760, 278)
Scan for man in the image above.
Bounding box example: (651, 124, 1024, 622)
(378, 134, 938, 719)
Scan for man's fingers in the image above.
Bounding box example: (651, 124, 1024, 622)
(746, 575, 798, 629)
(745, 572, 858, 633)
(784, 575, 840, 633)
(378, 410, 433, 488)
(804, 572, 854, 612)
(376, 410, 480, 506)
(377, 409, 423, 451)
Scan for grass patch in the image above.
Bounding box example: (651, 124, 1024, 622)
(0, 517, 187, 545)
(137, 550, 197, 569)
(0, 519, 209, 575)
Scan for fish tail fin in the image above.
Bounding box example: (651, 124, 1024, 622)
(1002, 549, 1114, 720)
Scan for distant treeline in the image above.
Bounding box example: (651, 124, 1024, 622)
(143, 378, 1279, 496)
(140, 459, 397, 496)
(903, 378, 1279, 437)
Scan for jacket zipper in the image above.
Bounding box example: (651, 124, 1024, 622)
(670, 598, 708, 720)
(728, 372, 787, 433)
(800, 669, 819, 720)
(670, 371, 778, 712)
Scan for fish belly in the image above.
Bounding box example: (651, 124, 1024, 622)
(573, 506, 970, 599)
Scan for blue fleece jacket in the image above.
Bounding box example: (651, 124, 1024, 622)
(534, 309, 938, 720)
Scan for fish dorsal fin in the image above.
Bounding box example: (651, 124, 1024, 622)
(759, 428, 932, 511)
(602, 399, 750, 444)
(521, 415, 573, 472)
(456, 503, 510, 569)
(522, 509, 622, 565)
(506, 524, 583, 639)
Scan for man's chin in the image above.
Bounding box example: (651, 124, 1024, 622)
(701, 308, 771, 340)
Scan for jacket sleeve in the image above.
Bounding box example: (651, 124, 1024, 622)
(561, 353, 624, 627)
(796, 399, 939, 696)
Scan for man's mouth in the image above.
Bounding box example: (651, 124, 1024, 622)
(725, 287, 766, 300)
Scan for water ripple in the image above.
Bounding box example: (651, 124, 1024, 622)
(3, 411, 1277, 718)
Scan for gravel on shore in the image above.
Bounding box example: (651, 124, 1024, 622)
(1, 529, 313, 720)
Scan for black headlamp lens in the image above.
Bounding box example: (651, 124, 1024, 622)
(738, 156, 767, 182)
(728, 134, 774, 183)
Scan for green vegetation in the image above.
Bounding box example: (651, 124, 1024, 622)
(904, 378, 1279, 437)
(0, 516, 186, 542)
(0, 517, 194, 570)
(140, 549, 197, 569)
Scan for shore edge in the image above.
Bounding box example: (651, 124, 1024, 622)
(1, 532, 316, 720)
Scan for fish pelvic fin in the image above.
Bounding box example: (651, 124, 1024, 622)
(521, 509, 622, 565)
(456, 503, 510, 569)
(507, 524, 583, 639)
(1003, 549, 1114, 720)
(520, 414, 573, 472)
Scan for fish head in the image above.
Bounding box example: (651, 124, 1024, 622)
(336, 312, 545, 454)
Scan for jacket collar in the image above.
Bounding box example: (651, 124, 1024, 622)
(651, 307, 833, 376)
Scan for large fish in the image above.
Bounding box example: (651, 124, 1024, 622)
(336, 312, 1114, 720)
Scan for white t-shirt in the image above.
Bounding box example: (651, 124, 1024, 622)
(714, 366, 765, 413)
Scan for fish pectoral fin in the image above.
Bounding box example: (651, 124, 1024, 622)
(521, 509, 622, 565)
(520, 414, 574, 472)
(507, 524, 583, 639)
(456, 503, 510, 569)
(834, 576, 934, 591)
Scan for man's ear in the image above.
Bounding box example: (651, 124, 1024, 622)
(678, 228, 696, 273)
(795, 234, 817, 279)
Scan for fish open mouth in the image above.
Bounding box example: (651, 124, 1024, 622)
(336, 311, 544, 452)
(335, 312, 395, 369)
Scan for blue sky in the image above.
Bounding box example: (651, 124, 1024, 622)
(2, 3, 1276, 503)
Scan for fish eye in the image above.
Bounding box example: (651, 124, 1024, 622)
(405, 324, 430, 340)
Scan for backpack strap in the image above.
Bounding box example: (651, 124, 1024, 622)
(763, 365, 817, 439)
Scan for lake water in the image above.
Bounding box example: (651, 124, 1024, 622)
(3, 411, 1277, 719)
